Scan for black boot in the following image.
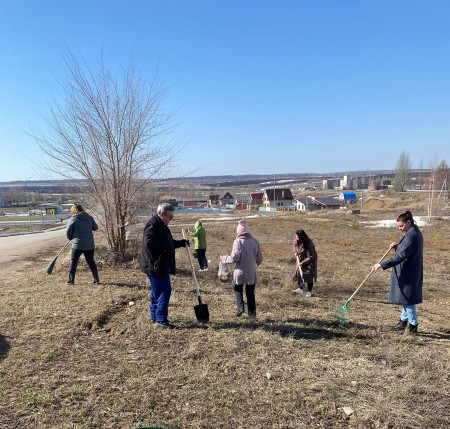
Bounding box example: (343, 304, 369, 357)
(407, 323, 418, 335)
(394, 319, 408, 331)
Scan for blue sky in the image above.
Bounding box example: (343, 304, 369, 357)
(1, 0, 450, 182)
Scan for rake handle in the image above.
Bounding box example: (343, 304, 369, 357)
(56, 240, 71, 258)
(346, 246, 392, 302)
(295, 255, 304, 280)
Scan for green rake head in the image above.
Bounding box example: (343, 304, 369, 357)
(334, 300, 350, 325)
(46, 258, 57, 274)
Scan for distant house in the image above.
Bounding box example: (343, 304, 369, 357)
(339, 191, 358, 203)
(249, 192, 264, 210)
(208, 194, 220, 206)
(219, 192, 235, 207)
(313, 196, 343, 210)
(294, 197, 320, 212)
(262, 188, 294, 209)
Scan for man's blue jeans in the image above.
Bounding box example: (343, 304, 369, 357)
(147, 274, 171, 322)
(400, 304, 418, 325)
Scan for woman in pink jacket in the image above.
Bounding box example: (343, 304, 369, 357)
(221, 219, 263, 318)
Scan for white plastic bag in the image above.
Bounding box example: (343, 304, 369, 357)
(218, 260, 232, 283)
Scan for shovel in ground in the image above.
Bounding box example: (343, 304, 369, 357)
(182, 229, 209, 323)
(334, 246, 391, 325)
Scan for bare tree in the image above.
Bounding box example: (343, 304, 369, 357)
(393, 151, 412, 192)
(33, 52, 180, 260)
(433, 160, 449, 202)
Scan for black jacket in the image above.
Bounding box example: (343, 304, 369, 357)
(140, 214, 184, 276)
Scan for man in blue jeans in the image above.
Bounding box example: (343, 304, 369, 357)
(140, 203, 189, 329)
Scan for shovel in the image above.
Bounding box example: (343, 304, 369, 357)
(182, 229, 209, 323)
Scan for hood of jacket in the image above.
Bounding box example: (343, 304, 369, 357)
(73, 211, 90, 221)
(194, 220, 202, 230)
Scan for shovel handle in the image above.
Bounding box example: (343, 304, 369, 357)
(182, 229, 201, 297)
(347, 246, 392, 302)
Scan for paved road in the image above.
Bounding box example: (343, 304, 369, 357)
(0, 228, 67, 274)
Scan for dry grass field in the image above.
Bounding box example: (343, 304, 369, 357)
(1, 192, 449, 428)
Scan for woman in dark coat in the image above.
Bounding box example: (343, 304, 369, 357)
(373, 210, 423, 335)
(293, 229, 317, 297)
(66, 204, 99, 285)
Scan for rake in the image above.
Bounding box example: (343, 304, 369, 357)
(334, 246, 391, 325)
(295, 255, 304, 287)
(46, 241, 71, 274)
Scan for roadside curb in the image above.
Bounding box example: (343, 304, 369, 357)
(0, 225, 66, 238)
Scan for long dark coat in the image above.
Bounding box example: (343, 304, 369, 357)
(293, 238, 318, 283)
(140, 214, 184, 276)
(381, 226, 423, 305)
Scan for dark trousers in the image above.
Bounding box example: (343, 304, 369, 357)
(196, 249, 208, 269)
(298, 281, 314, 292)
(148, 274, 171, 322)
(234, 284, 256, 315)
(68, 249, 99, 283)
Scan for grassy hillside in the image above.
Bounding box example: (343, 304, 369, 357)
(1, 202, 449, 428)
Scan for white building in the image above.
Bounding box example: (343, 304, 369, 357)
(340, 174, 353, 190)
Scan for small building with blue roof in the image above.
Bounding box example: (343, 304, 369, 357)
(339, 191, 358, 203)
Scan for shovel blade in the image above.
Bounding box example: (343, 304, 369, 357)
(194, 303, 209, 323)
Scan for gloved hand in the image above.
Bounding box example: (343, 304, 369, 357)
(181, 239, 190, 247)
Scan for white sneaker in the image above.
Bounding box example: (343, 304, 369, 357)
(203, 267, 208, 271)
(293, 288, 304, 294)
(305, 291, 312, 297)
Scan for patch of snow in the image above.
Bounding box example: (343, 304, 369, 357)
(362, 216, 429, 228)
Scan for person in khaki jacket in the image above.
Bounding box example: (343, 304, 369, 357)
(189, 220, 208, 271)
